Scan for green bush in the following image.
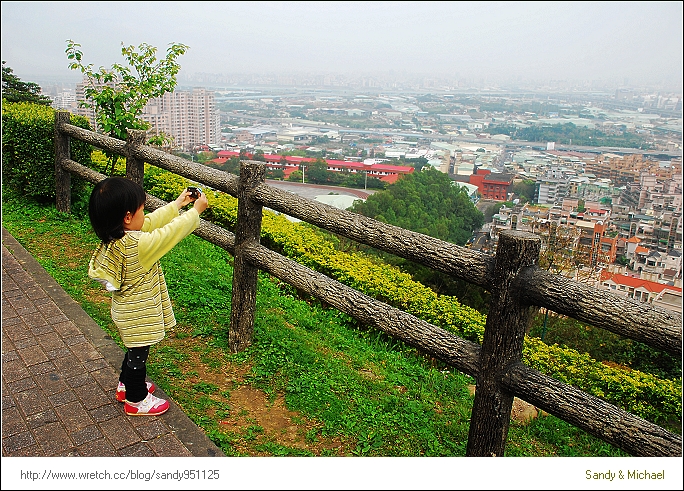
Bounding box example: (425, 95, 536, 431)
(1, 101, 92, 204)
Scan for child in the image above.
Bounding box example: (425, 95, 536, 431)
(87, 177, 208, 416)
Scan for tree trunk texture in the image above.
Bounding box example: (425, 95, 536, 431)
(54, 111, 72, 213)
(518, 267, 681, 356)
(125, 129, 146, 187)
(502, 363, 682, 456)
(466, 231, 541, 457)
(228, 162, 265, 352)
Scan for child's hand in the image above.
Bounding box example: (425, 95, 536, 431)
(174, 189, 195, 210)
(193, 190, 208, 214)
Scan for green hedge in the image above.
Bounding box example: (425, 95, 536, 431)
(1, 101, 92, 201)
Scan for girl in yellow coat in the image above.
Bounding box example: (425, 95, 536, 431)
(88, 177, 208, 415)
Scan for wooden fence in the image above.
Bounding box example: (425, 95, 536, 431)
(54, 111, 682, 457)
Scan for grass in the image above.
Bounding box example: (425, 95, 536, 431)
(1, 189, 629, 457)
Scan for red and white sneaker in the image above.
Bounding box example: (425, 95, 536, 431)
(124, 393, 170, 416)
(116, 381, 155, 402)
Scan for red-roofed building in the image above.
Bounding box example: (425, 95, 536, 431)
(469, 169, 514, 201)
(213, 151, 413, 184)
(599, 270, 682, 313)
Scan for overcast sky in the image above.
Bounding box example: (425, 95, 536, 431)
(2, 1, 682, 90)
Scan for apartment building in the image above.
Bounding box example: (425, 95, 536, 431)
(51, 90, 77, 111)
(142, 88, 221, 151)
(75, 80, 220, 150)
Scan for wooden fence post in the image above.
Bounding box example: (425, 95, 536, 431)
(125, 129, 146, 187)
(466, 230, 541, 457)
(54, 111, 71, 213)
(228, 161, 266, 352)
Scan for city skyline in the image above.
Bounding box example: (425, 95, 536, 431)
(1, 1, 682, 92)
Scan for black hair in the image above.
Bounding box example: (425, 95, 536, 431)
(89, 177, 147, 243)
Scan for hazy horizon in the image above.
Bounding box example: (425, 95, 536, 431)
(1, 1, 682, 92)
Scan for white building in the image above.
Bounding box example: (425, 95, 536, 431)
(143, 88, 221, 150)
(75, 80, 221, 150)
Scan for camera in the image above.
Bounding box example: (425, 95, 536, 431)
(187, 186, 202, 199)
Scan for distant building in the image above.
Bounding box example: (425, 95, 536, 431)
(469, 169, 514, 201)
(75, 80, 220, 150)
(142, 88, 221, 150)
(213, 151, 413, 184)
(598, 270, 682, 314)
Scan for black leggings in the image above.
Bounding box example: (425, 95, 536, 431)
(119, 346, 150, 403)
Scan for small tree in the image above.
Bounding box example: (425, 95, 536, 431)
(1, 61, 52, 106)
(65, 40, 189, 172)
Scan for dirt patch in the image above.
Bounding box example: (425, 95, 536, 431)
(164, 332, 353, 456)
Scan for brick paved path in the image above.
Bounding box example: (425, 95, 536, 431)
(2, 228, 223, 457)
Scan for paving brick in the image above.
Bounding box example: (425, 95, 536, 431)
(2, 431, 37, 454)
(7, 376, 37, 393)
(3, 442, 45, 456)
(76, 438, 118, 457)
(28, 360, 56, 376)
(1, 338, 16, 356)
(2, 394, 16, 410)
(17, 344, 49, 366)
(45, 346, 72, 360)
(82, 358, 110, 373)
(52, 320, 81, 338)
(54, 400, 94, 433)
(75, 382, 110, 410)
(135, 419, 170, 441)
(89, 366, 119, 391)
(33, 421, 73, 456)
(118, 441, 156, 457)
(49, 389, 78, 407)
(13, 336, 39, 350)
(22, 311, 49, 327)
(37, 332, 66, 352)
(147, 432, 193, 457)
(100, 415, 141, 450)
(89, 403, 121, 423)
(1, 358, 30, 383)
(53, 356, 87, 379)
(3, 322, 32, 342)
(2, 406, 28, 436)
(65, 373, 94, 389)
(64, 334, 88, 347)
(15, 389, 51, 417)
(46, 313, 71, 325)
(1, 312, 20, 325)
(71, 424, 103, 446)
(2, 349, 19, 362)
(25, 408, 59, 429)
(6, 296, 38, 315)
(33, 371, 68, 395)
(37, 301, 63, 317)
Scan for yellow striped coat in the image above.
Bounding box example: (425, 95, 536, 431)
(88, 202, 200, 348)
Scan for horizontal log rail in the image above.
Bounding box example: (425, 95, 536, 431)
(54, 112, 682, 457)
